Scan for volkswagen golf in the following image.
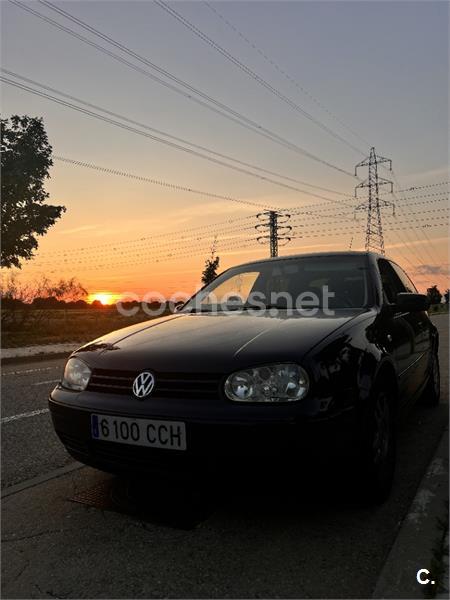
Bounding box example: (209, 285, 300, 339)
(49, 252, 440, 503)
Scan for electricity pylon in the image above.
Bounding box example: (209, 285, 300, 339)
(256, 211, 291, 257)
(354, 147, 394, 255)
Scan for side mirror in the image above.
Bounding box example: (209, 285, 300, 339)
(396, 292, 430, 312)
(173, 301, 185, 313)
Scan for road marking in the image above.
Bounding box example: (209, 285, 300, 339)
(1, 409, 49, 424)
(1, 366, 60, 377)
(32, 379, 60, 386)
(2, 462, 85, 499)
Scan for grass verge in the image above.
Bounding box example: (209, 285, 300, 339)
(2, 308, 169, 348)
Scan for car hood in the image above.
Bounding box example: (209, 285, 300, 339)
(74, 309, 372, 373)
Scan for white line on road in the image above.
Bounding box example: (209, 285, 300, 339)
(1, 366, 60, 377)
(32, 379, 60, 386)
(1, 409, 49, 424)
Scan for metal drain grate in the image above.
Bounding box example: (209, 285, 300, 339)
(69, 480, 116, 510)
(68, 478, 215, 529)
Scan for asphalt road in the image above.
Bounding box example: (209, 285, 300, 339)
(2, 314, 448, 599)
(1, 358, 73, 488)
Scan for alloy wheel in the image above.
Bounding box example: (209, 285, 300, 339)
(372, 392, 390, 465)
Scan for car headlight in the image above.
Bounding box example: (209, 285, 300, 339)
(224, 363, 309, 403)
(61, 357, 92, 391)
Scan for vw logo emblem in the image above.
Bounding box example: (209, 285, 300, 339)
(132, 371, 155, 399)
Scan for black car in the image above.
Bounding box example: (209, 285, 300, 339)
(49, 252, 440, 502)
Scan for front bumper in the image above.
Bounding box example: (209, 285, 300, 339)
(49, 389, 357, 478)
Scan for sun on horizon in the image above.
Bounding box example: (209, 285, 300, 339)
(88, 292, 120, 306)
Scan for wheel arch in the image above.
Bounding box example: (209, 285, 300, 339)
(357, 353, 399, 417)
(373, 359, 399, 415)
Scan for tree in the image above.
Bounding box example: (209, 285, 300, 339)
(45, 278, 87, 302)
(66, 299, 88, 309)
(91, 299, 105, 309)
(426, 285, 442, 305)
(201, 239, 220, 286)
(0, 273, 87, 304)
(32, 296, 64, 309)
(1, 115, 66, 268)
(444, 289, 449, 305)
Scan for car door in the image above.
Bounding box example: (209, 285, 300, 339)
(390, 261, 431, 384)
(377, 259, 423, 403)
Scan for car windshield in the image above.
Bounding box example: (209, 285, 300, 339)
(184, 255, 371, 312)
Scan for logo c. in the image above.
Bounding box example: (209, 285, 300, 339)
(417, 569, 431, 585)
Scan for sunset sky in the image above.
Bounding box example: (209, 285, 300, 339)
(2, 0, 448, 299)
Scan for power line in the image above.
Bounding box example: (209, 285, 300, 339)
(3, 75, 345, 205)
(287, 207, 449, 231)
(8, 0, 447, 272)
(30, 234, 256, 265)
(292, 192, 449, 264)
(34, 213, 447, 265)
(202, 0, 370, 149)
(36, 217, 258, 257)
(289, 187, 449, 216)
(55, 153, 447, 229)
(395, 180, 449, 193)
(391, 193, 442, 268)
(370, 192, 449, 205)
(51, 153, 369, 235)
(384, 230, 449, 288)
(54, 157, 370, 219)
(34, 228, 258, 262)
(155, 0, 365, 156)
(39, 154, 449, 264)
(23, 216, 447, 279)
(52, 153, 360, 215)
(376, 162, 446, 267)
(4, 70, 349, 205)
(385, 169, 443, 267)
(26, 155, 450, 270)
(53, 156, 268, 211)
(26, 238, 259, 272)
(289, 216, 449, 234)
(10, 0, 356, 179)
(352, 188, 449, 204)
(382, 233, 418, 271)
(286, 209, 448, 229)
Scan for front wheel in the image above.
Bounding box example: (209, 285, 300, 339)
(355, 388, 396, 505)
(421, 350, 440, 407)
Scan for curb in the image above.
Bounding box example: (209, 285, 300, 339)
(373, 428, 449, 599)
(436, 531, 449, 599)
(1, 351, 74, 366)
(1, 462, 85, 499)
(1, 343, 81, 365)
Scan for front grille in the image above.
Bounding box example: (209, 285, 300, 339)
(86, 368, 221, 399)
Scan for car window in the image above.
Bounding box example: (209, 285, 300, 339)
(378, 259, 407, 303)
(202, 272, 259, 304)
(186, 255, 371, 310)
(390, 262, 418, 293)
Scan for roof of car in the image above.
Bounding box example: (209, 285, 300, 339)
(233, 250, 385, 269)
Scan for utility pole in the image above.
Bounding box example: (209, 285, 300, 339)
(354, 147, 394, 255)
(256, 210, 291, 257)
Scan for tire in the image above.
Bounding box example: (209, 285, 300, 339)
(421, 350, 440, 407)
(355, 387, 396, 505)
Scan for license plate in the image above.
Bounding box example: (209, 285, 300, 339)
(91, 414, 186, 451)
